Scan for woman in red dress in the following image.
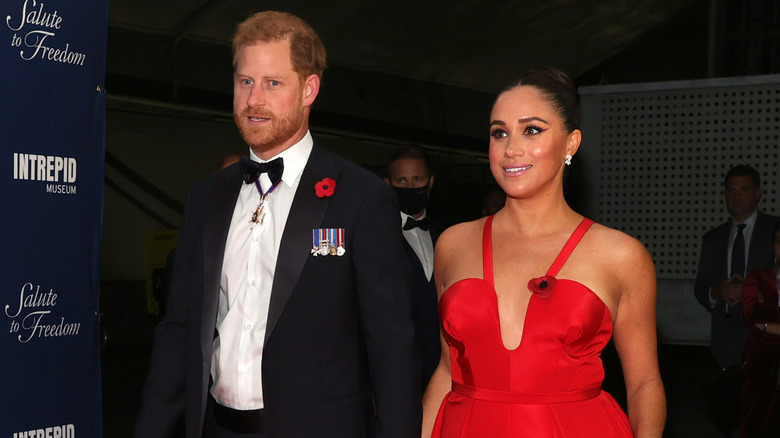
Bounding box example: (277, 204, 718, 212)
(421, 66, 666, 437)
(741, 221, 780, 437)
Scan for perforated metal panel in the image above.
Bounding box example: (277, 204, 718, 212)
(580, 75, 780, 280)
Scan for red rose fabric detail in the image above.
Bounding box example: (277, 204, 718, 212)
(528, 275, 557, 299)
(315, 178, 336, 198)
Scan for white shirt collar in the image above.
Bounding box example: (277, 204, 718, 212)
(732, 209, 758, 227)
(400, 209, 427, 225)
(248, 130, 313, 188)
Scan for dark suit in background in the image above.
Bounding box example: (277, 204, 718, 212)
(695, 211, 779, 366)
(694, 164, 779, 436)
(384, 145, 442, 390)
(403, 218, 442, 389)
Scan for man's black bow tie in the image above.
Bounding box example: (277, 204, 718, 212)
(403, 216, 429, 231)
(239, 156, 284, 187)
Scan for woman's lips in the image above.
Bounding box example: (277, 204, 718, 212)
(504, 164, 532, 175)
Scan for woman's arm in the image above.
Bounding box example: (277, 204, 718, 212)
(610, 234, 666, 438)
(421, 332, 452, 437)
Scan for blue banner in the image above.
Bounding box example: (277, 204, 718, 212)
(1, 0, 108, 436)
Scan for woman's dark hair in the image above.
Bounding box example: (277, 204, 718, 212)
(500, 65, 580, 133)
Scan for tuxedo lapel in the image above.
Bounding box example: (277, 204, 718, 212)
(265, 145, 336, 344)
(201, 166, 243, 356)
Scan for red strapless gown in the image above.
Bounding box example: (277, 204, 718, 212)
(431, 216, 633, 437)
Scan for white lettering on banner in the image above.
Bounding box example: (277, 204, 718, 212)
(5, 0, 62, 31)
(12, 152, 78, 195)
(4, 283, 81, 344)
(5, 0, 87, 66)
(13, 153, 77, 182)
(12, 424, 75, 438)
(46, 184, 77, 194)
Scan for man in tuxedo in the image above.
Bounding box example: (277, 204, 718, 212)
(384, 146, 441, 391)
(694, 164, 780, 432)
(134, 11, 420, 438)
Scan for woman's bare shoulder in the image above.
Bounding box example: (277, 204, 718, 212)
(582, 222, 655, 293)
(434, 217, 487, 285)
(437, 217, 487, 252)
(586, 222, 651, 261)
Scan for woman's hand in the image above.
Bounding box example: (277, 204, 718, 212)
(755, 322, 780, 336)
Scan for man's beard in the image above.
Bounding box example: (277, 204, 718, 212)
(235, 105, 305, 155)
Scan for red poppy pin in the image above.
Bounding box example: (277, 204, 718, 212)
(315, 177, 336, 198)
(528, 275, 557, 299)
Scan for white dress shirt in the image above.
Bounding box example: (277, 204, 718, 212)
(400, 211, 434, 281)
(210, 132, 313, 410)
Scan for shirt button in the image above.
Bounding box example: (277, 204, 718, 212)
(245, 324, 252, 330)
(250, 280, 256, 286)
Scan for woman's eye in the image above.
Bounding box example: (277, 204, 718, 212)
(490, 128, 507, 139)
(524, 125, 544, 135)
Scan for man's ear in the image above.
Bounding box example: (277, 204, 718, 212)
(303, 74, 320, 106)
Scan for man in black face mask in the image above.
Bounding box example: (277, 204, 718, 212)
(384, 146, 440, 391)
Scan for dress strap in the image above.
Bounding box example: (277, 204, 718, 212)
(483, 215, 495, 287)
(547, 218, 594, 277)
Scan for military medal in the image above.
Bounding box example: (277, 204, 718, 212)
(311, 228, 345, 256)
(250, 197, 266, 225)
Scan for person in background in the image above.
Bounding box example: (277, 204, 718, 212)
(385, 146, 442, 391)
(421, 65, 665, 437)
(740, 220, 780, 437)
(134, 11, 420, 438)
(694, 164, 780, 435)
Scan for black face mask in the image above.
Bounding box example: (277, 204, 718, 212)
(392, 186, 429, 216)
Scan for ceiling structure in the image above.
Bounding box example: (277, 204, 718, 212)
(105, 0, 706, 152)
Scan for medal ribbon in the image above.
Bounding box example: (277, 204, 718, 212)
(249, 179, 282, 225)
(254, 178, 281, 198)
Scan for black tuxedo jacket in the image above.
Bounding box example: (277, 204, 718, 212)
(694, 210, 780, 367)
(134, 144, 421, 437)
(402, 219, 442, 389)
